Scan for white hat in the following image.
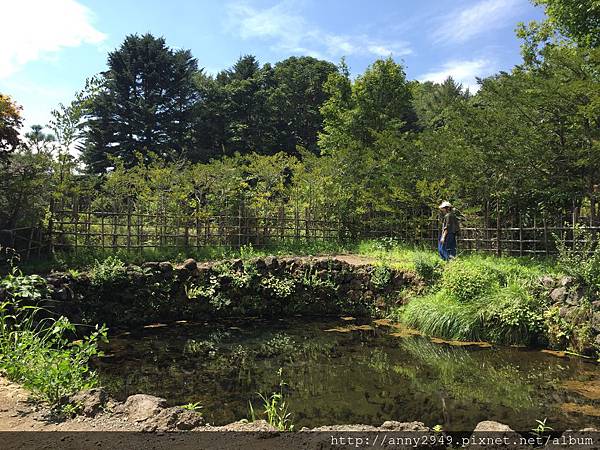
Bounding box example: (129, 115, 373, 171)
(439, 201, 452, 209)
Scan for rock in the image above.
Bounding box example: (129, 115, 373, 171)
(540, 276, 556, 288)
(264, 256, 279, 270)
(150, 407, 203, 431)
(123, 394, 167, 422)
(158, 262, 173, 275)
(560, 276, 575, 288)
(470, 421, 523, 448)
(217, 419, 278, 432)
(550, 287, 568, 303)
(141, 262, 160, 270)
(380, 421, 429, 431)
(473, 421, 514, 433)
(182, 258, 198, 271)
(231, 259, 243, 271)
(70, 388, 108, 417)
(254, 258, 267, 272)
(594, 334, 600, 347)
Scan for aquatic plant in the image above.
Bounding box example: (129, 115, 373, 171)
(248, 368, 294, 431)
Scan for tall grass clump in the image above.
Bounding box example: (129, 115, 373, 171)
(402, 256, 549, 345)
(0, 252, 107, 411)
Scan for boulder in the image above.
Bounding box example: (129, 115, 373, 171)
(560, 276, 575, 288)
(473, 421, 514, 433)
(149, 406, 204, 431)
(380, 421, 429, 431)
(217, 419, 278, 432)
(141, 262, 160, 271)
(70, 387, 109, 417)
(158, 262, 173, 275)
(123, 394, 167, 422)
(550, 287, 568, 303)
(264, 256, 279, 270)
(182, 258, 197, 271)
(540, 276, 556, 289)
(470, 421, 523, 448)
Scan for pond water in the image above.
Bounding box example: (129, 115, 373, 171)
(94, 318, 600, 431)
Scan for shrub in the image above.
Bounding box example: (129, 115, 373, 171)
(556, 227, 600, 293)
(412, 252, 442, 283)
(441, 259, 500, 302)
(261, 275, 295, 299)
(0, 264, 107, 410)
(89, 256, 127, 286)
(371, 265, 392, 289)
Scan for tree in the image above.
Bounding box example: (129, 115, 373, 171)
(411, 77, 470, 129)
(533, 0, 600, 48)
(272, 56, 338, 154)
(82, 34, 200, 172)
(0, 94, 23, 161)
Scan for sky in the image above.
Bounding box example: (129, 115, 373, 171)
(0, 0, 546, 132)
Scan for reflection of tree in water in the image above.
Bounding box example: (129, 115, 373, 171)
(396, 338, 536, 411)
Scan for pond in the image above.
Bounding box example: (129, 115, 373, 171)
(94, 318, 600, 431)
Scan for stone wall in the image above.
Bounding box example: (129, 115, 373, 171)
(45, 257, 420, 328)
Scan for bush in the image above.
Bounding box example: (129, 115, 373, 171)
(89, 256, 127, 286)
(556, 227, 600, 293)
(412, 252, 442, 283)
(441, 259, 501, 302)
(0, 264, 107, 410)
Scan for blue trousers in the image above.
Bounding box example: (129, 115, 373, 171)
(438, 232, 457, 261)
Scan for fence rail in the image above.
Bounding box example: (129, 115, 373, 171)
(3, 206, 599, 260)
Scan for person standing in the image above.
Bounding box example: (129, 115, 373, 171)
(438, 201, 459, 261)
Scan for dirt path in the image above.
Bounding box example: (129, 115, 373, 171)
(0, 377, 139, 432)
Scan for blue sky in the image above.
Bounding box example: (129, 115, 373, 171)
(1, 0, 545, 131)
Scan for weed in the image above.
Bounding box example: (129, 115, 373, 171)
(261, 275, 295, 299)
(371, 265, 392, 289)
(181, 402, 203, 412)
(248, 368, 294, 431)
(89, 256, 127, 286)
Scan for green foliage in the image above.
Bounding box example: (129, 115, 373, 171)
(371, 265, 392, 289)
(299, 265, 338, 291)
(181, 402, 203, 412)
(412, 252, 442, 283)
(260, 275, 295, 299)
(248, 368, 294, 431)
(89, 256, 127, 286)
(440, 259, 501, 302)
(0, 264, 108, 409)
(556, 228, 600, 293)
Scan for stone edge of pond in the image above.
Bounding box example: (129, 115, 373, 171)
(26, 386, 600, 441)
(43, 255, 424, 328)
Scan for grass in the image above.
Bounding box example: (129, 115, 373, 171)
(15, 240, 354, 274)
(0, 263, 108, 411)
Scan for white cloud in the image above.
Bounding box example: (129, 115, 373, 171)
(419, 59, 496, 92)
(0, 0, 106, 79)
(433, 0, 522, 44)
(226, 0, 411, 59)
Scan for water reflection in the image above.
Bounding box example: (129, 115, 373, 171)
(95, 319, 600, 430)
